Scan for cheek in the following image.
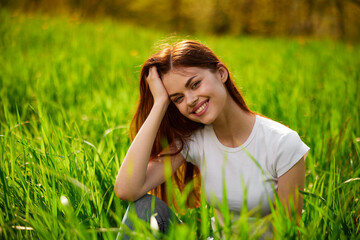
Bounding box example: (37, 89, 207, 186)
(213, 83, 227, 97)
(202, 82, 221, 96)
(176, 103, 188, 116)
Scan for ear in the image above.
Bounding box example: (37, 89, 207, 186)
(217, 63, 228, 83)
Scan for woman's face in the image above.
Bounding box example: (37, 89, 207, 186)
(162, 66, 228, 125)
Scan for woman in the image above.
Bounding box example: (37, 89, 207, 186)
(114, 40, 309, 238)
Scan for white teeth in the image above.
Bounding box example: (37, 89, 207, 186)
(194, 102, 208, 114)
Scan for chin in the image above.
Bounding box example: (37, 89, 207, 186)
(201, 119, 215, 125)
(189, 116, 214, 125)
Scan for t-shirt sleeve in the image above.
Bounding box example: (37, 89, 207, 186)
(275, 130, 310, 177)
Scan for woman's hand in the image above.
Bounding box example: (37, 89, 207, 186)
(115, 66, 177, 201)
(147, 66, 170, 105)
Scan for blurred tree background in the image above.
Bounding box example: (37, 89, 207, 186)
(1, 0, 360, 42)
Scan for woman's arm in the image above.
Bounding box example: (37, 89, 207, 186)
(277, 157, 305, 223)
(114, 67, 185, 201)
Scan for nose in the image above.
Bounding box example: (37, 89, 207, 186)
(186, 92, 198, 107)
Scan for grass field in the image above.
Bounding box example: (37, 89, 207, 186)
(0, 9, 359, 239)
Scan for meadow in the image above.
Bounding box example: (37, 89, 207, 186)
(0, 9, 359, 239)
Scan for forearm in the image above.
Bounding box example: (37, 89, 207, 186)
(115, 100, 168, 200)
(278, 190, 303, 223)
(277, 157, 305, 223)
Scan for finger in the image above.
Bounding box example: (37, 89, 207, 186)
(146, 67, 151, 78)
(151, 66, 161, 80)
(147, 66, 157, 79)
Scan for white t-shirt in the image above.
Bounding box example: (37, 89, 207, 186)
(181, 114, 310, 216)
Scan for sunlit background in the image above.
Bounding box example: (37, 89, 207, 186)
(1, 1, 359, 239)
(2, 0, 360, 41)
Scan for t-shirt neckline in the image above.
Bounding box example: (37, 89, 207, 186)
(208, 114, 259, 153)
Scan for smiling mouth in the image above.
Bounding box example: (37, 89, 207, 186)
(192, 100, 209, 115)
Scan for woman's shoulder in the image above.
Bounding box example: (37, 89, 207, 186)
(255, 115, 307, 150)
(256, 114, 309, 153)
(256, 115, 297, 136)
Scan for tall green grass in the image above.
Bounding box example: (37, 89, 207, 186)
(0, 9, 359, 239)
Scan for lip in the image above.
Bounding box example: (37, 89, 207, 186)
(191, 99, 209, 116)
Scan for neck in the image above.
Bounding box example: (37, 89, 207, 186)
(212, 96, 256, 148)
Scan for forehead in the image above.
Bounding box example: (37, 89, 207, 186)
(162, 67, 204, 90)
(162, 67, 200, 92)
(163, 66, 201, 78)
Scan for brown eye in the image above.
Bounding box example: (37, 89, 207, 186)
(173, 96, 184, 104)
(191, 81, 201, 89)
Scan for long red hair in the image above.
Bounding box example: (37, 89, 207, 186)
(130, 40, 251, 208)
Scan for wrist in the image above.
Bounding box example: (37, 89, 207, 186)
(153, 97, 170, 111)
(153, 96, 170, 107)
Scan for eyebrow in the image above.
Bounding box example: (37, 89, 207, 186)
(169, 75, 198, 98)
